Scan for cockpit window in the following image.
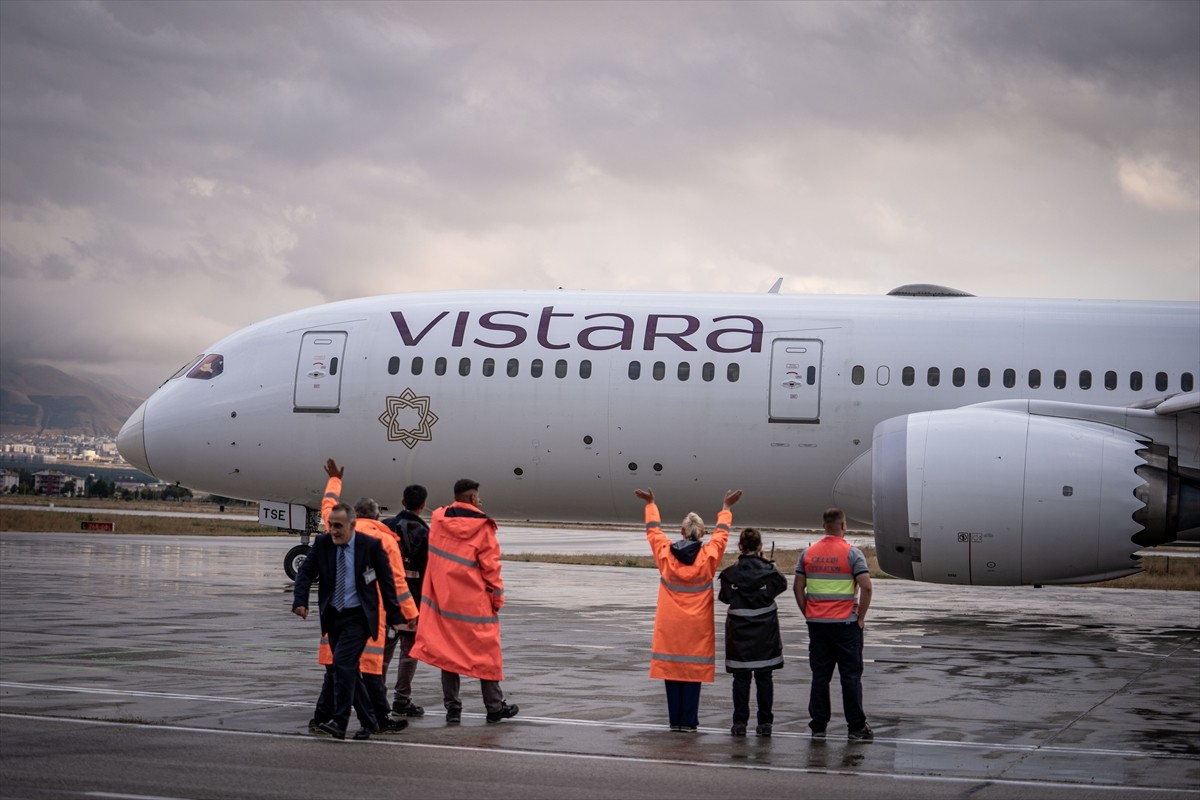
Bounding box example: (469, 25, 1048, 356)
(187, 353, 225, 380)
(163, 355, 204, 385)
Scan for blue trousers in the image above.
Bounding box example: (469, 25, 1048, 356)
(806, 621, 867, 732)
(664, 680, 702, 729)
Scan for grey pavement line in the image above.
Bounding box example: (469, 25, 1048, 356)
(2, 682, 1196, 762)
(0, 712, 1190, 795)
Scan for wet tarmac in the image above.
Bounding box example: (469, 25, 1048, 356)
(1, 531, 1198, 799)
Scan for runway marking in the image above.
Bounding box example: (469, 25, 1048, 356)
(1, 712, 1191, 795)
(3, 681, 1196, 764)
(85, 793, 193, 800)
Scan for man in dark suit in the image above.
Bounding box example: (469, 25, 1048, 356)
(293, 500, 404, 739)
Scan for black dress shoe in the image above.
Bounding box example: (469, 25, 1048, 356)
(318, 721, 346, 740)
(352, 727, 372, 740)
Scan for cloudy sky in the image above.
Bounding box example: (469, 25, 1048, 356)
(1, 0, 1197, 397)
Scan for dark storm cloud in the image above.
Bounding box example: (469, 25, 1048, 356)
(0, 1, 1196, 395)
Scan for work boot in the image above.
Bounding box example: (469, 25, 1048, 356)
(486, 702, 519, 723)
(392, 701, 425, 717)
(446, 707, 462, 724)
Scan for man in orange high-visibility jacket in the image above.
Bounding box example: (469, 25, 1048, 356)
(309, 459, 420, 738)
(794, 506, 874, 741)
(410, 478, 518, 724)
(636, 487, 742, 732)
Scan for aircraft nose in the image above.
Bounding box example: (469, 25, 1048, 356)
(117, 400, 153, 476)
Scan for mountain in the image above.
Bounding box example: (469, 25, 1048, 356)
(0, 362, 144, 437)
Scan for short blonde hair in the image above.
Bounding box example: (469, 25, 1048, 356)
(681, 512, 705, 541)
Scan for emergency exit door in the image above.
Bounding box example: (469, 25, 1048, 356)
(294, 331, 347, 412)
(768, 338, 822, 422)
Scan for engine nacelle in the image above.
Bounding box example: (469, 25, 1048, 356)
(872, 408, 1154, 585)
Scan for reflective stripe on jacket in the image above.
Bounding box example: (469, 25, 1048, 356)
(409, 502, 505, 681)
(318, 477, 419, 674)
(800, 536, 858, 622)
(717, 554, 787, 673)
(646, 502, 730, 683)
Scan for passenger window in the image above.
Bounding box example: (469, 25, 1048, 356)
(1183, 372, 1195, 392)
(1130, 371, 1142, 391)
(702, 362, 715, 382)
(1156, 372, 1168, 392)
(329, 357, 339, 376)
(977, 368, 990, 388)
(927, 367, 940, 387)
(1079, 370, 1092, 390)
(628, 361, 641, 380)
(1104, 370, 1117, 390)
(506, 358, 519, 378)
(902, 366, 915, 386)
(388, 356, 400, 376)
(876, 366, 890, 386)
(851, 365, 865, 385)
(1003, 368, 1015, 388)
(653, 361, 666, 381)
(727, 363, 740, 382)
(678, 362, 690, 381)
(411, 357, 424, 376)
(482, 358, 495, 377)
(579, 360, 592, 379)
(1054, 369, 1066, 389)
(952, 367, 965, 387)
(531, 359, 544, 378)
(555, 359, 568, 379)
(459, 358, 470, 377)
(435, 357, 447, 376)
(806, 365, 816, 385)
(1028, 369, 1041, 389)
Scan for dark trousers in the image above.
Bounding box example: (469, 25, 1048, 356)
(807, 621, 867, 732)
(664, 680, 702, 729)
(362, 672, 391, 724)
(382, 630, 420, 706)
(314, 665, 375, 729)
(326, 606, 373, 729)
(731, 669, 774, 725)
(442, 670, 505, 714)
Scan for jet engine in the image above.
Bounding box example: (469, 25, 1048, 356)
(872, 407, 1196, 585)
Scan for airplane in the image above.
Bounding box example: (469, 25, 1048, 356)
(115, 283, 1200, 586)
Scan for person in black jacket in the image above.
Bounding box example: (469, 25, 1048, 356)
(717, 528, 787, 737)
(293, 502, 405, 740)
(381, 484, 430, 717)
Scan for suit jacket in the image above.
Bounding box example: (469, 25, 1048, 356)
(292, 532, 403, 633)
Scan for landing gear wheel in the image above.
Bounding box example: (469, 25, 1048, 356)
(285, 544, 313, 581)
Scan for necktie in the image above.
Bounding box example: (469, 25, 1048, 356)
(334, 544, 349, 610)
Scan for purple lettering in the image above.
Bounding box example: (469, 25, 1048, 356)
(707, 315, 764, 353)
(644, 315, 699, 351)
(390, 311, 449, 346)
(578, 313, 635, 351)
(452, 311, 470, 347)
(475, 310, 529, 348)
(537, 306, 574, 350)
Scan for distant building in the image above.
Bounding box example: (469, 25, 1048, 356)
(0, 469, 19, 493)
(33, 470, 71, 495)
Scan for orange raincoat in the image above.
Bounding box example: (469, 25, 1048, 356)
(410, 501, 505, 681)
(646, 502, 731, 682)
(317, 476, 419, 674)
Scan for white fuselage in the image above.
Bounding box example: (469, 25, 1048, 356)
(119, 290, 1198, 531)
